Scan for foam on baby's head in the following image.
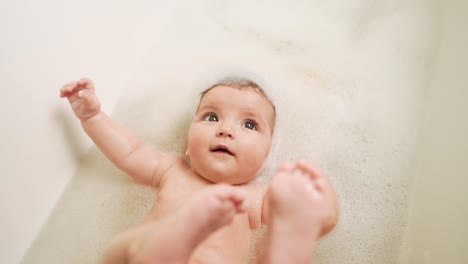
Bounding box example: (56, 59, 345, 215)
(194, 65, 280, 107)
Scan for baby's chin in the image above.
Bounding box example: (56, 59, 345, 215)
(198, 170, 257, 185)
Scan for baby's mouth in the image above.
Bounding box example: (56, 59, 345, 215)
(211, 145, 234, 156)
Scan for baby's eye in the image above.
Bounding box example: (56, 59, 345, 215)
(243, 120, 258, 130)
(204, 114, 218, 122)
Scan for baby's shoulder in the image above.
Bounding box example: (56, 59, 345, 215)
(157, 154, 191, 182)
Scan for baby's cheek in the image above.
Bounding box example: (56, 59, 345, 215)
(245, 149, 266, 169)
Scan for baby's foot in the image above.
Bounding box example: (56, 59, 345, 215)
(261, 162, 330, 264)
(124, 185, 247, 264)
(294, 160, 339, 236)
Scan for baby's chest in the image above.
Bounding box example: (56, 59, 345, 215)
(146, 167, 264, 229)
(147, 170, 212, 218)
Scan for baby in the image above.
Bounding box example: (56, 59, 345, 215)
(60, 77, 339, 264)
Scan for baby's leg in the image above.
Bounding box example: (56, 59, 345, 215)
(259, 163, 328, 264)
(103, 184, 247, 264)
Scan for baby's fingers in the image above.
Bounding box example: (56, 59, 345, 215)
(217, 186, 248, 213)
(59, 81, 79, 98)
(59, 78, 95, 98)
(77, 77, 95, 91)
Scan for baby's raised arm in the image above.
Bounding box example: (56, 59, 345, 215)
(60, 78, 174, 188)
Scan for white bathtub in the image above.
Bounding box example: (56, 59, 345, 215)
(1, 0, 466, 263)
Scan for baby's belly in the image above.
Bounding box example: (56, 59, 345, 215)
(189, 218, 252, 264)
(145, 181, 257, 263)
(145, 202, 253, 264)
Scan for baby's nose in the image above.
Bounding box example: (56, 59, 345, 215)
(217, 126, 235, 138)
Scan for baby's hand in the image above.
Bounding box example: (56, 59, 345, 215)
(60, 78, 101, 121)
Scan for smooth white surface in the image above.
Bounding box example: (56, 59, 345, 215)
(400, 0, 468, 263)
(0, 1, 175, 263)
(2, 0, 466, 263)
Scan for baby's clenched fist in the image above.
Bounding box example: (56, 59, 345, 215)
(60, 78, 101, 121)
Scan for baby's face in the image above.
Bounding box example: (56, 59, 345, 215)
(187, 85, 275, 184)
